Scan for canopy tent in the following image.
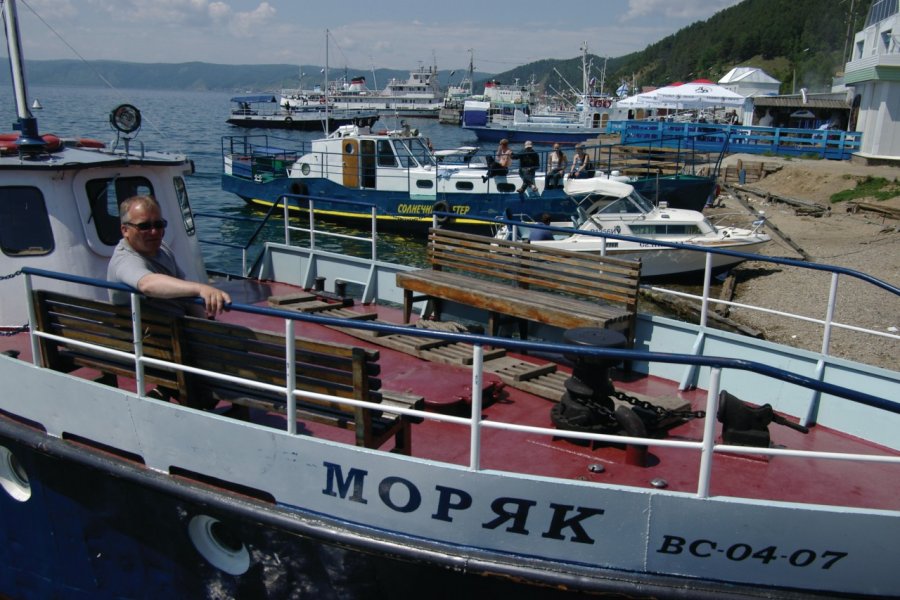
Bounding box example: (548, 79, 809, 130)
(617, 80, 746, 110)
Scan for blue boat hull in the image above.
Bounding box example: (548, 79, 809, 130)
(464, 125, 604, 145)
(221, 174, 580, 233)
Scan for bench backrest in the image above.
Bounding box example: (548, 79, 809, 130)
(427, 228, 641, 310)
(33, 289, 186, 395)
(177, 316, 383, 418)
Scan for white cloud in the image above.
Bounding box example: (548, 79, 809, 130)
(227, 2, 277, 38)
(622, 0, 740, 21)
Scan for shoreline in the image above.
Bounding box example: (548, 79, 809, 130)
(706, 155, 899, 369)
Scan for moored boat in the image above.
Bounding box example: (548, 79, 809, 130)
(227, 94, 378, 131)
(221, 124, 583, 232)
(2, 2, 900, 598)
(496, 178, 768, 278)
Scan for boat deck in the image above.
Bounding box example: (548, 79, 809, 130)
(3, 278, 898, 514)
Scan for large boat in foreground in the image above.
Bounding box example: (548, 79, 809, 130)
(2, 2, 899, 598)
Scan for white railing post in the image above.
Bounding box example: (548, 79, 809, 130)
(804, 272, 840, 426)
(370, 206, 378, 262)
(283, 197, 291, 245)
(469, 343, 484, 471)
(24, 273, 40, 366)
(285, 319, 297, 434)
(679, 252, 715, 390)
(696, 367, 722, 498)
(130, 293, 146, 394)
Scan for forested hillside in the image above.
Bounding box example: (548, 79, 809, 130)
(490, 0, 872, 95)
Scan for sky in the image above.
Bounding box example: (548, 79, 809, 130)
(8, 0, 743, 72)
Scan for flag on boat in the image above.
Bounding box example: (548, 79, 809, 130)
(616, 82, 630, 97)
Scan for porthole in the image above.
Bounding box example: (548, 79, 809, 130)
(188, 514, 250, 575)
(415, 180, 434, 189)
(344, 143, 355, 154)
(300, 163, 311, 175)
(0, 446, 31, 502)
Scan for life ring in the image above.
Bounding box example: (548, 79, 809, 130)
(319, 97, 326, 104)
(432, 201, 450, 224)
(76, 138, 105, 148)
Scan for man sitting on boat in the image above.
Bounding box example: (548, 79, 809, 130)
(569, 144, 595, 179)
(515, 140, 540, 198)
(107, 195, 231, 318)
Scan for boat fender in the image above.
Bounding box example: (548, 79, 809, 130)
(432, 201, 450, 224)
(284, 116, 292, 123)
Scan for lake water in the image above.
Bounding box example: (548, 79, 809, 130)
(0, 85, 478, 273)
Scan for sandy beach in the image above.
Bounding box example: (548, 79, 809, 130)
(706, 154, 899, 370)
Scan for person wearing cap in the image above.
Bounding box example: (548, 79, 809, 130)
(569, 144, 595, 179)
(546, 143, 568, 189)
(483, 138, 513, 182)
(515, 140, 540, 197)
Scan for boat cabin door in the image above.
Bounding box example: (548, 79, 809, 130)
(342, 139, 360, 188)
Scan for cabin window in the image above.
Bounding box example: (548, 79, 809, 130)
(630, 224, 702, 236)
(415, 180, 434, 189)
(496, 183, 516, 193)
(0, 187, 54, 256)
(85, 176, 154, 245)
(455, 181, 474, 191)
(173, 177, 196, 236)
(377, 140, 397, 167)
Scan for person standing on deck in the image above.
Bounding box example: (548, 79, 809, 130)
(107, 195, 230, 318)
(515, 140, 540, 197)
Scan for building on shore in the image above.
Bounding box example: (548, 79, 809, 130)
(842, 0, 900, 164)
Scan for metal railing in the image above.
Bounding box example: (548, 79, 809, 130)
(20, 268, 900, 504)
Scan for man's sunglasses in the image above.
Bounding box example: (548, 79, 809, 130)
(124, 219, 167, 231)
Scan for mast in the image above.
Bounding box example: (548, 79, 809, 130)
(2, 0, 43, 148)
(466, 49, 475, 96)
(324, 29, 330, 128)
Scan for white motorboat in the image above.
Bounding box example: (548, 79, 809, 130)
(497, 177, 771, 278)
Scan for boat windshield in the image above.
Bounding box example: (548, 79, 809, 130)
(392, 137, 436, 168)
(595, 190, 654, 215)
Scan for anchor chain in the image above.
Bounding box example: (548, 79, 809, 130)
(0, 269, 22, 281)
(613, 390, 706, 421)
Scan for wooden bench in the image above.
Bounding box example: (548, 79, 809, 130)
(177, 317, 422, 454)
(33, 290, 189, 401)
(33, 290, 421, 454)
(395, 229, 642, 344)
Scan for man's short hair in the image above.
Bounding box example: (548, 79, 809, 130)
(119, 195, 160, 224)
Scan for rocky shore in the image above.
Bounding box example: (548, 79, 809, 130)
(708, 154, 899, 370)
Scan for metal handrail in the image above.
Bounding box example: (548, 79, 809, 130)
(20, 268, 900, 505)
